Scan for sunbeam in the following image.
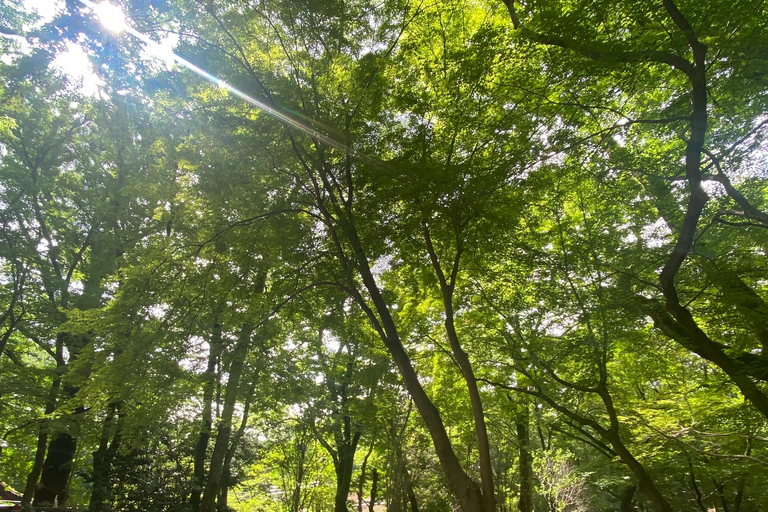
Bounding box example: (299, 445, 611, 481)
(76, 0, 353, 155)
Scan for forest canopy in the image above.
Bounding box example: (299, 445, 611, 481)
(1, 0, 768, 511)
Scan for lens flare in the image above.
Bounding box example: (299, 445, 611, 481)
(76, 0, 353, 155)
(92, 2, 127, 33)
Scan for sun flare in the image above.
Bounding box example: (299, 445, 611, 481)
(93, 2, 127, 33)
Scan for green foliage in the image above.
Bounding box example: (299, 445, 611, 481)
(2, 0, 768, 511)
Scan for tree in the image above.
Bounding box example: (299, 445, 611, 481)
(501, 0, 768, 419)
(2, 0, 768, 510)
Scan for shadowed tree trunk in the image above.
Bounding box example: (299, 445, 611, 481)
(357, 435, 376, 512)
(33, 332, 88, 507)
(191, 319, 224, 512)
(407, 480, 419, 512)
(369, 468, 378, 512)
(22, 335, 64, 507)
(217, 379, 257, 511)
(89, 402, 124, 512)
(422, 221, 496, 512)
(619, 486, 636, 512)
(200, 324, 252, 512)
(339, 217, 487, 511)
(34, 432, 77, 506)
(515, 405, 534, 512)
(317, 412, 362, 512)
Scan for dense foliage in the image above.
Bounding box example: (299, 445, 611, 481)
(1, 0, 768, 511)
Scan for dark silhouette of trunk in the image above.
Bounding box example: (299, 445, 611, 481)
(515, 406, 533, 512)
(191, 320, 223, 512)
(200, 324, 252, 512)
(357, 436, 375, 512)
(407, 480, 419, 512)
(335, 424, 361, 512)
(89, 402, 124, 512)
(423, 222, 495, 512)
(217, 379, 257, 512)
(34, 331, 90, 506)
(341, 218, 486, 511)
(369, 467, 378, 512)
(22, 336, 65, 506)
(733, 478, 745, 512)
(317, 413, 361, 512)
(304, 139, 487, 510)
(35, 431, 77, 506)
(602, 426, 671, 512)
(619, 486, 636, 512)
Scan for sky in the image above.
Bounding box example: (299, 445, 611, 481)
(17, 0, 176, 97)
(19, 0, 102, 95)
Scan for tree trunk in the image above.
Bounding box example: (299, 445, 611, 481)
(619, 485, 636, 512)
(343, 221, 486, 512)
(35, 377, 87, 506)
(200, 324, 252, 512)
(22, 337, 64, 506)
(733, 478, 745, 512)
(316, 414, 361, 512)
(407, 480, 419, 512)
(290, 433, 309, 512)
(334, 449, 354, 512)
(333, 424, 361, 512)
(515, 406, 533, 512)
(603, 431, 672, 512)
(423, 223, 495, 512)
(369, 468, 378, 512)
(21, 333, 66, 505)
(34, 431, 77, 506)
(217, 379, 257, 512)
(357, 436, 375, 512)
(89, 402, 124, 512)
(191, 320, 224, 512)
